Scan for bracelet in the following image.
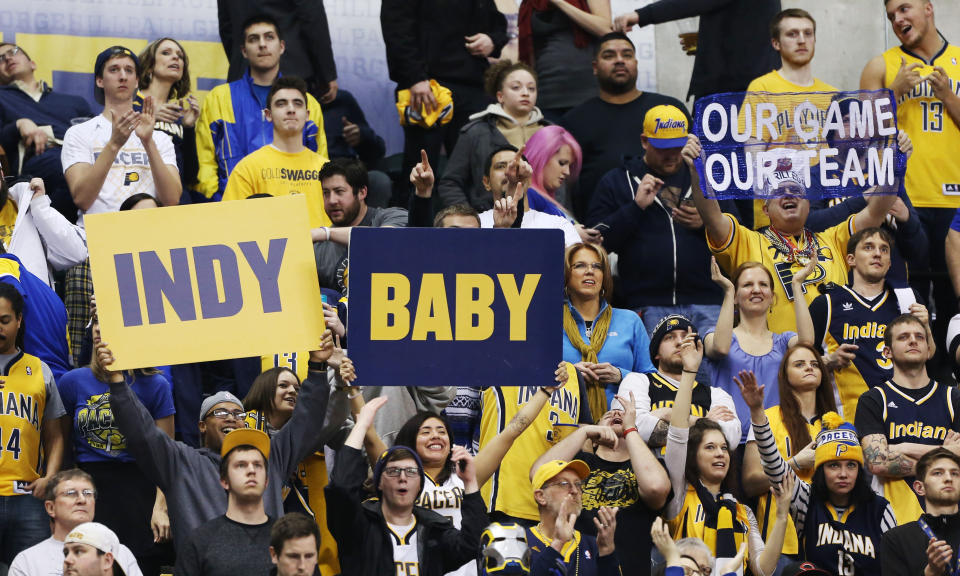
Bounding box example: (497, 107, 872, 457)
(539, 386, 554, 396)
(347, 388, 363, 400)
(623, 427, 638, 437)
(682, 369, 698, 374)
(323, 227, 331, 242)
(308, 360, 327, 371)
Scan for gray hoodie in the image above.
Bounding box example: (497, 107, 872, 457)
(109, 367, 345, 552)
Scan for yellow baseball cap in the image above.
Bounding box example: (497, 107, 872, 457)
(221, 428, 271, 460)
(531, 459, 590, 491)
(643, 105, 689, 149)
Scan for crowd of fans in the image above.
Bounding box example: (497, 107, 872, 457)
(1, 0, 960, 575)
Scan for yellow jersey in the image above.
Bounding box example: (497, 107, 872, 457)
(479, 363, 583, 521)
(222, 145, 331, 228)
(710, 213, 856, 334)
(751, 406, 821, 555)
(0, 198, 17, 251)
(0, 353, 48, 496)
(883, 44, 960, 208)
(743, 71, 838, 229)
(668, 483, 752, 570)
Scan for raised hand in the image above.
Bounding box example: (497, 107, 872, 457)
(792, 250, 819, 285)
(681, 134, 702, 170)
(634, 173, 663, 209)
(897, 129, 914, 160)
(734, 370, 765, 413)
(135, 96, 156, 142)
(720, 543, 748, 576)
(650, 517, 680, 565)
(181, 95, 200, 128)
(614, 11, 640, 33)
(584, 425, 619, 450)
(451, 445, 477, 486)
(342, 116, 362, 148)
(891, 57, 924, 99)
(492, 181, 522, 228)
(773, 473, 794, 518)
(824, 342, 858, 371)
(553, 494, 578, 547)
(505, 145, 531, 187)
(678, 327, 702, 374)
(793, 440, 816, 470)
(594, 506, 618, 557)
(109, 108, 139, 147)
(613, 391, 637, 431)
(710, 256, 734, 292)
(309, 329, 335, 363)
(340, 356, 357, 385)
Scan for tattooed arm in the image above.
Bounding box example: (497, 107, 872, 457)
(861, 433, 918, 479)
(475, 363, 569, 486)
(648, 419, 670, 448)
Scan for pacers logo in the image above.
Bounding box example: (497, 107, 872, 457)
(124, 172, 140, 186)
(76, 393, 125, 453)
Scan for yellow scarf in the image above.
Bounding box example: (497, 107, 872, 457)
(562, 302, 612, 419)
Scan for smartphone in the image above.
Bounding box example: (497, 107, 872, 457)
(321, 293, 329, 305)
(592, 223, 610, 233)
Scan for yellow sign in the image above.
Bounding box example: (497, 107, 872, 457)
(86, 196, 324, 369)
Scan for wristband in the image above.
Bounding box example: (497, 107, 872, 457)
(623, 427, 638, 437)
(347, 388, 363, 400)
(539, 386, 554, 397)
(308, 360, 327, 371)
(682, 369, 698, 374)
(323, 227, 331, 242)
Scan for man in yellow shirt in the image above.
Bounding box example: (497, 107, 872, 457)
(745, 8, 837, 229)
(223, 76, 331, 229)
(683, 135, 898, 334)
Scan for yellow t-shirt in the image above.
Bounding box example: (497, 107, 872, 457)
(743, 71, 838, 229)
(752, 406, 821, 555)
(710, 213, 856, 334)
(883, 44, 960, 209)
(222, 145, 331, 228)
(0, 198, 17, 250)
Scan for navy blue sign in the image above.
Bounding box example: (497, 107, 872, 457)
(348, 228, 564, 387)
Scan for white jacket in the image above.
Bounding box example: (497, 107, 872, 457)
(6, 182, 88, 286)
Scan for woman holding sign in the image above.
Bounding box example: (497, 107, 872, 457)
(562, 242, 654, 419)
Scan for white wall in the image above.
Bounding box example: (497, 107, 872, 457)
(650, 0, 960, 104)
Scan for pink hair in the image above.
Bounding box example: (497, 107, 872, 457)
(525, 125, 582, 196)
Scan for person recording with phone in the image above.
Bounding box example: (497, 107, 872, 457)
(586, 105, 740, 339)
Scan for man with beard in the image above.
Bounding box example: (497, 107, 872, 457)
(314, 158, 407, 290)
(684, 136, 899, 334)
(560, 33, 688, 221)
(856, 314, 960, 525)
(526, 459, 620, 576)
(531, 393, 669, 576)
(862, 0, 960, 375)
(809, 227, 933, 420)
(881, 448, 960, 576)
(618, 315, 741, 451)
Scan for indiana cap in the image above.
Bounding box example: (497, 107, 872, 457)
(643, 105, 689, 149)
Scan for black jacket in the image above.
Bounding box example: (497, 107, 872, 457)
(219, 0, 337, 90)
(634, 0, 780, 99)
(380, 0, 508, 89)
(326, 446, 488, 576)
(881, 511, 960, 576)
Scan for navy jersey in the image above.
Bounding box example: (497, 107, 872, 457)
(856, 380, 960, 523)
(647, 372, 711, 417)
(810, 284, 904, 420)
(803, 498, 888, 576)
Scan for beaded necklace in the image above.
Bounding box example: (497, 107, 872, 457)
(763, 226, 819, 265)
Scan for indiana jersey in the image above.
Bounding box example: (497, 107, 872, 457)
(387, 521, 419, 576)
(711, 214, 856, 334)
(0, 353, 47, 496)
(752, 406, 821, 555)
(811, 285, 902, 420)
(479, 363, 583, 521)
(418, 474, 475, 576)
(802, 498, 886, 575)
(883, 44, 960, 208)
(742, 71, 839, 229)
(859, 380, 960, 524)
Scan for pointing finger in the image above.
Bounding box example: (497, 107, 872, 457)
(420, 148, 430, 169)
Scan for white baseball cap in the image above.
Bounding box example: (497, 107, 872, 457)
(65, 521, 120, 556)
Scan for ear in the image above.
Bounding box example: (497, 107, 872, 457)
(482, 175, 492, 192)
(265, 107, 274, 123)
(762, 201, 771, 217)
(270, 546, 279, 564)
(220, 477, 230, 491)
(845, 252, 856, 267)
(592, 60, 599, 76)
(914, 479, 926, 496)
(771, 37, 781, 52)
(278, 39, 286, 56)
(241, 44, 248, 60)
(882, 345, 892, 359)
(358, 186, 368, 203)
(95, 76, 104, 90)
(44, 499, 55, 518)
(534, 489, 548, 506)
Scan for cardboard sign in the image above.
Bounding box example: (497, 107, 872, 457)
(693, 89, 906, 200)
(348, 228, 564, 387)
(87, 196, 325, 369)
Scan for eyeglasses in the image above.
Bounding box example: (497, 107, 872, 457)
(383, 466, 420, 478)
(59, 489, 96, 501)
(681, 556, 712, 576)
(571, 262, 603, 272)
(0, 47, 21, 64)
(209, 409, 247, 420)
(544, 480, 583, 492)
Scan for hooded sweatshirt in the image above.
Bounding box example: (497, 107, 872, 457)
(438, 104, 548, 212)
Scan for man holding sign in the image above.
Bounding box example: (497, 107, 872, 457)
(684, 134, 898, 334)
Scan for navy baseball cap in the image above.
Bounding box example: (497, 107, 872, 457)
(93, 46, 140, 105)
